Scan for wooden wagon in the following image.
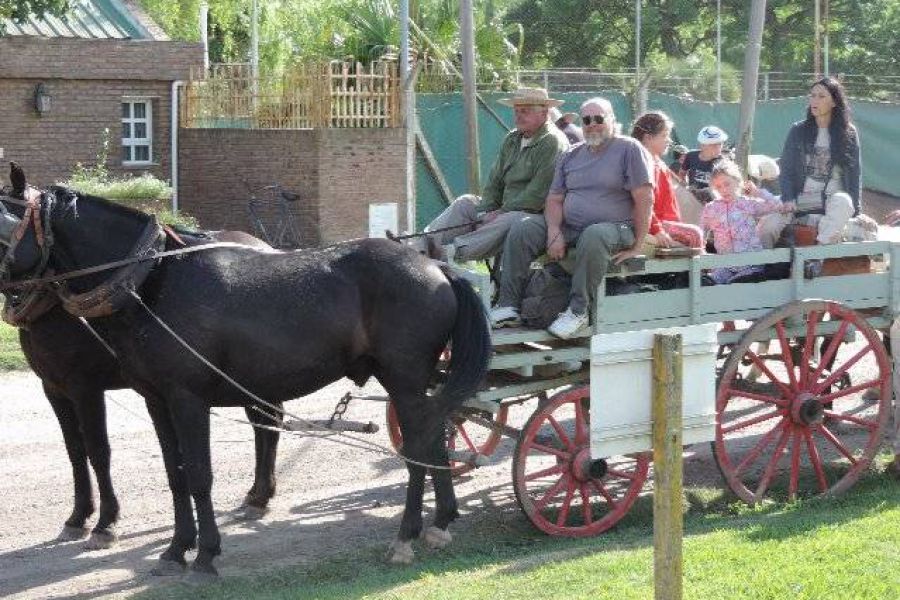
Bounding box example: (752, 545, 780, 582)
(388, 236, 897, 537)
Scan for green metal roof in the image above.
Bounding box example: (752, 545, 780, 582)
(3, 0, 152, 40)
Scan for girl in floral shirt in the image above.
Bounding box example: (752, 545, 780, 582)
(701, 160, 795, 284)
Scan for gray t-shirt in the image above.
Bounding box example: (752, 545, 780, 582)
(550, 136, 654, 235)
(799, 127, 844, 209)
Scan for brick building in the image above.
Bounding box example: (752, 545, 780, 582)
(1, 2, 408, 245)
(0, 0, 202, 188)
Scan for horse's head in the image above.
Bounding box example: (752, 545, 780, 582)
(0, 163, 47, 281)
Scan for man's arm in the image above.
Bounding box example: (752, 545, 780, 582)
(478, 135, 515, 212)
(545, 191, 566, 260)
(613, 183, 654, 264)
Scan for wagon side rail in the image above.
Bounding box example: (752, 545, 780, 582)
(595, 240, 898, 344)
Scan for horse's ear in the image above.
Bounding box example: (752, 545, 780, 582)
(9, 162, 26, 198)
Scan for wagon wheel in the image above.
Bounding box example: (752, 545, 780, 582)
(714, 299, 890, 504)
(512, 386, 651, 537)
(385, 402, 509, 476)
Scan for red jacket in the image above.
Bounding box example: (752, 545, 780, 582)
(649, 158, 681, 234)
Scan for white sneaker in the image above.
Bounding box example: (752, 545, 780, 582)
(548, 308, 590, 339)
(489, 305, 520, 328)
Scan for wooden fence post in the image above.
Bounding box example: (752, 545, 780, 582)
(652, 333, 683, 600)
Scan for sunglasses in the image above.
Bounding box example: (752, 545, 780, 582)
(581, 115, 606, 126)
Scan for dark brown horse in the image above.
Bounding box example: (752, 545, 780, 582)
(1, 169, 490, 577)
(8, 229, 280, 550)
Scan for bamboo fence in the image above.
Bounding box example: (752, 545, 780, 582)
(181, 60, 402, 129)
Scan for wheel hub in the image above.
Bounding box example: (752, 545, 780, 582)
(791, 392, 825, 425)
(571, 447, 605, 482)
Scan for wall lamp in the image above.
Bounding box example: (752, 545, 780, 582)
(34, 83, 51, 116)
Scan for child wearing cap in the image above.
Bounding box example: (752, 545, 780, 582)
(680, 125, 728, 190)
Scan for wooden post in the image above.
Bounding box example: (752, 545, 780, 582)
(652, 333, 683, 600)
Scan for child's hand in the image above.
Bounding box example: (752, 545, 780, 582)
(780, 202, 796, 214)
(743, 180, 759, 197)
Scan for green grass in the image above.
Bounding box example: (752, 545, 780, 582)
(0, 320, 26, 371)
(135, 462, 900, 600)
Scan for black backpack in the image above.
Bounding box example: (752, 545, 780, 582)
(520, 263, 572, 329)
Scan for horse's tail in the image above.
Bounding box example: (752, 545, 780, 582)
(434, 267, 491, 416)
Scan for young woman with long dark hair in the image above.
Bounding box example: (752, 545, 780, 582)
(759, 76, 861, 248)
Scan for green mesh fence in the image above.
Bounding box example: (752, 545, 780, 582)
(415, 92, 897, 229)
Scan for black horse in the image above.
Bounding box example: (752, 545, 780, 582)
(8, 229, 282, 550)
(0, 169, 490, 576)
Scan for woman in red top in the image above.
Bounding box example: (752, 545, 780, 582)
(631, 111, 704, 250)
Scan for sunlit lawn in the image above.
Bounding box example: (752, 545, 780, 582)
(137, 461, 899, 600)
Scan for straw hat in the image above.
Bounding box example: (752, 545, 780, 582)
(498, 87, 564, 108)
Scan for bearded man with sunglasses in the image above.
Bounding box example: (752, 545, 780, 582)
(489, 97, 655, 339)
(419, 87, 569, 261)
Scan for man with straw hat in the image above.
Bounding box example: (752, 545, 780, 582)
(420, 87, 569, 262)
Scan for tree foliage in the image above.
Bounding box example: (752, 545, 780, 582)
(0, 0, 69, 33)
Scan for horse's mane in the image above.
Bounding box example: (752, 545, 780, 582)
(47, 186, 156, 224)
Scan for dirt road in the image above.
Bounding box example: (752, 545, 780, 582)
(0, 372, 533, 599)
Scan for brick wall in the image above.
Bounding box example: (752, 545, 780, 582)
(178, 128, 407, 246)
(0, 37, 202, 188)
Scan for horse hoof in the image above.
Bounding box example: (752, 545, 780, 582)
(58, 525, 89, 541)
(237, 503, 268, 521)
(84, 529, 118, 550)
(151, 558, 187, 577)
(421, 526, 452, 550)
(386, 540, 415, 565)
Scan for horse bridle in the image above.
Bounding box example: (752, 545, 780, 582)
(0, 185, 54, 282)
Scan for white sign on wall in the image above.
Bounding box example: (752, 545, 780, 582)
(369, 202, 399, 238)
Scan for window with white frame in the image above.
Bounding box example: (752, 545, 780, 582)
(121, 99, 152, 164)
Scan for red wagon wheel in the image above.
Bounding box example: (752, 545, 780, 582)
(714, 299, 890, 504)
(512, 386, 651, 537)
(385, 402, 509, 476)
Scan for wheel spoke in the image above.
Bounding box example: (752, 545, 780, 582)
(547, 415, 573, 450)
(574, 398, 588, 444)
(734, 418, 788, 476)
(822, 410, 879, 431)
(818, 379, 882, 405)
(580, 485, 593, 526)
(524, 463, 567, 482)
(591, 479, 618, 509)
(804, 430, 829, 493)
(527, 441, 570, 460)
(775, 321, 798, 389)
(811, 344, 872, 395)
(788, 429, 802, 500)
(744, 350, 793, 397)
(725, 386, 788, 407)
(810, 320, 851, 385)
(753, 424, 792, 500)
(799, 311, 822, 387)
(817, 425, 860, 465)
(456, 424, 477, 452)
(556, 479, 577, 526)
(721, 409, 784, 435)
(534, 474, 569, 512)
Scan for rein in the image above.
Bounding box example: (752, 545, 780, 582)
(0, 240, 257, 292)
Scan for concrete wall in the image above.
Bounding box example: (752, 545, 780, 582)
(178, 128, 407, 246)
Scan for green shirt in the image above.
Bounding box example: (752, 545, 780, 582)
(478, 123, 569, 213)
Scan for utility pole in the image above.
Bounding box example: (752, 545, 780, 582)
(200, 1, 209, 73)
(250, 0, 259, 99)
(735, 0, 767, 173)
(716, 0, 722, 102)
(635, 0, 643, 112)
(823, 0, 830, 77)
(460, 0, 481, 193)
(400, 0, 416, 232)
(813, 0, 821, 77)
